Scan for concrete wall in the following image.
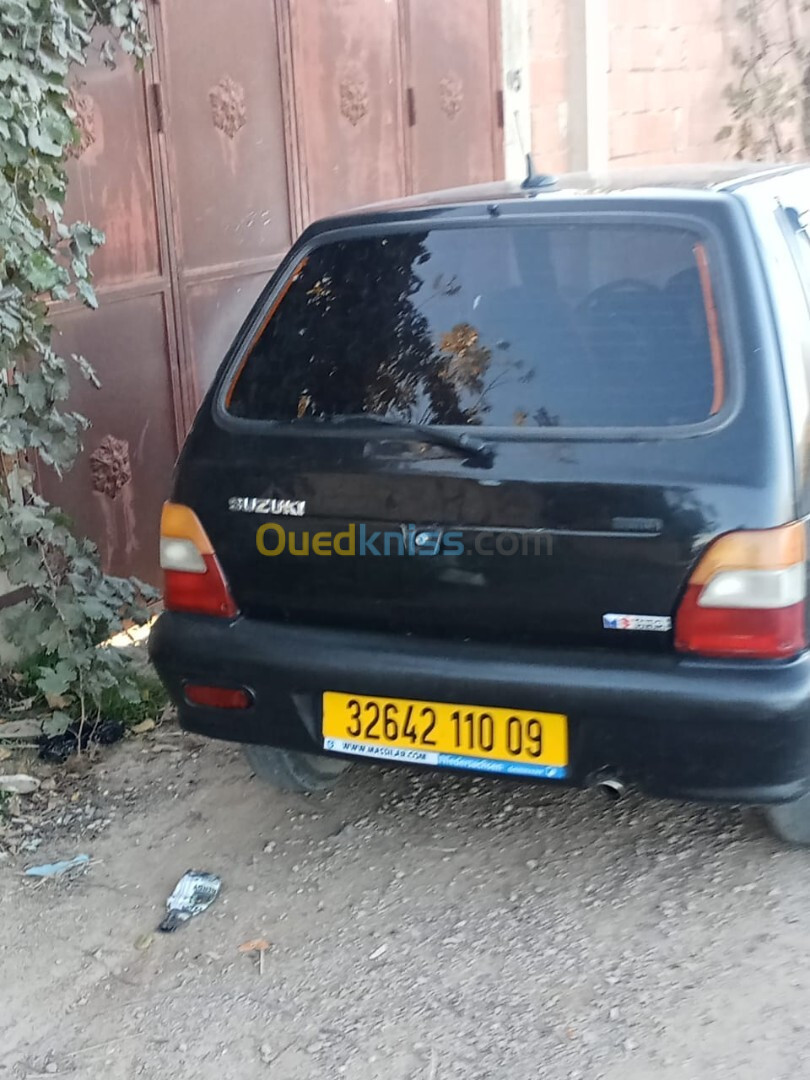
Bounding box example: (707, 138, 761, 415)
(523, 0, 738, 171)
(527, 0, 570, 172)
(502, 0, 534, 179)
(607, 0, 732, 166)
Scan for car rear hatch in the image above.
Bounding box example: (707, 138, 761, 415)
(173, 199, 795, 654)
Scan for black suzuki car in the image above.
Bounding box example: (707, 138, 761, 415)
(150, 163, 810, 845)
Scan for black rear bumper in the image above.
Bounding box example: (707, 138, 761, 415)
(149, 612, 810, 805)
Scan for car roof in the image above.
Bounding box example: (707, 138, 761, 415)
(330, 162, 809, 220)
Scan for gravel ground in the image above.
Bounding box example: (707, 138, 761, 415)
(1, 730, 810, 1079)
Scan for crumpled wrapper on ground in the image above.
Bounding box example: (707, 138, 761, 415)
(159, 870, 221, 932)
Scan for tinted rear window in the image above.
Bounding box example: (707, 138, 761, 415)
(227, 224, 723, 428)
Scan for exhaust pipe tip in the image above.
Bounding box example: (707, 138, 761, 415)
(595, 777, 626, 803)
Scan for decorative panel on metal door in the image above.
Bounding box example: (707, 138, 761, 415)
(405, 0, 503, 192)
(287, 0, 408, 222)
(155, 0, 294, 394)
(45, 299, 180, 584)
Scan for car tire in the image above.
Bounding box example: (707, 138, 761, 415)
(764, 790, 810, 846)
(243, 744, 351, 793)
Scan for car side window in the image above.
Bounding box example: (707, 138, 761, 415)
(781, 203, 810, 310)
(775, 198, 810, 485)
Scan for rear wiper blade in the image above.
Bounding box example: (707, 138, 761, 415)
(324, 414, 494, 467)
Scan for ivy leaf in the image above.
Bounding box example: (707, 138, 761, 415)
(110, 3, 131, 30)
(70, 223, 105, 255)
(80, 595, 113, 621)
(26, 249, 66, 292)
(43, 711, 72, 736)
(27, 123, 62, 156)
(41, 103, 73, 144)
(39, 619, 69, 653)
(8, 119, 26, 146)
(16, 374, 48, 413)
(13, 505, 47, 538)
(117, 680, 144, 704)
(71, 352, 101, 388)
(76, 278, 98, 309)
(100, 39, 116, 68)
(71, 254, 89, 280)
(1, 1, 28, 25)
(35, 660, 77, 699)
(37, 49, 69, 76)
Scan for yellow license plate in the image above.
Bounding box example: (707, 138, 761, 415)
(322, 692, 568, 779)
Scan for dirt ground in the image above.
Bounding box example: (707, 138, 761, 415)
(2, 726, 810, 1080)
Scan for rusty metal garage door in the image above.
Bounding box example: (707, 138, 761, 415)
(41, 40, 182, 585)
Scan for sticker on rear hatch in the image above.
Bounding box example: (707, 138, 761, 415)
(603, 613, 672, 632)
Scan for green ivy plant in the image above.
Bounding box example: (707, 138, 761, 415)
(717, 0, 809, 159)
(0, 0, 155, 736)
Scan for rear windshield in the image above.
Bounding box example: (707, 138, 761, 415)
(226, 223, 724, 429)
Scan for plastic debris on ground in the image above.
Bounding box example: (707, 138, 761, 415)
(24, 853, 90, 878)
(159, 870, 221, 932)
(0, 774, 40, 795)
(38, 718, 125, 763)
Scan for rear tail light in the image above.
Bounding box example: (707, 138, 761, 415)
(675, 522, 806, 659)
(160, 502, 238, 618)
(184, 684, 251, 709)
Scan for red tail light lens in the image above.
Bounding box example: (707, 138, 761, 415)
(184, 684, 251, 709)
(163, 555, 238, 618)
(675, 523, 806, 659)
(160, 503, 238, 619)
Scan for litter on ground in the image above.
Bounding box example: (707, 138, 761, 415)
(159, 870, 221, 932)
(24, 854, 91, 878)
